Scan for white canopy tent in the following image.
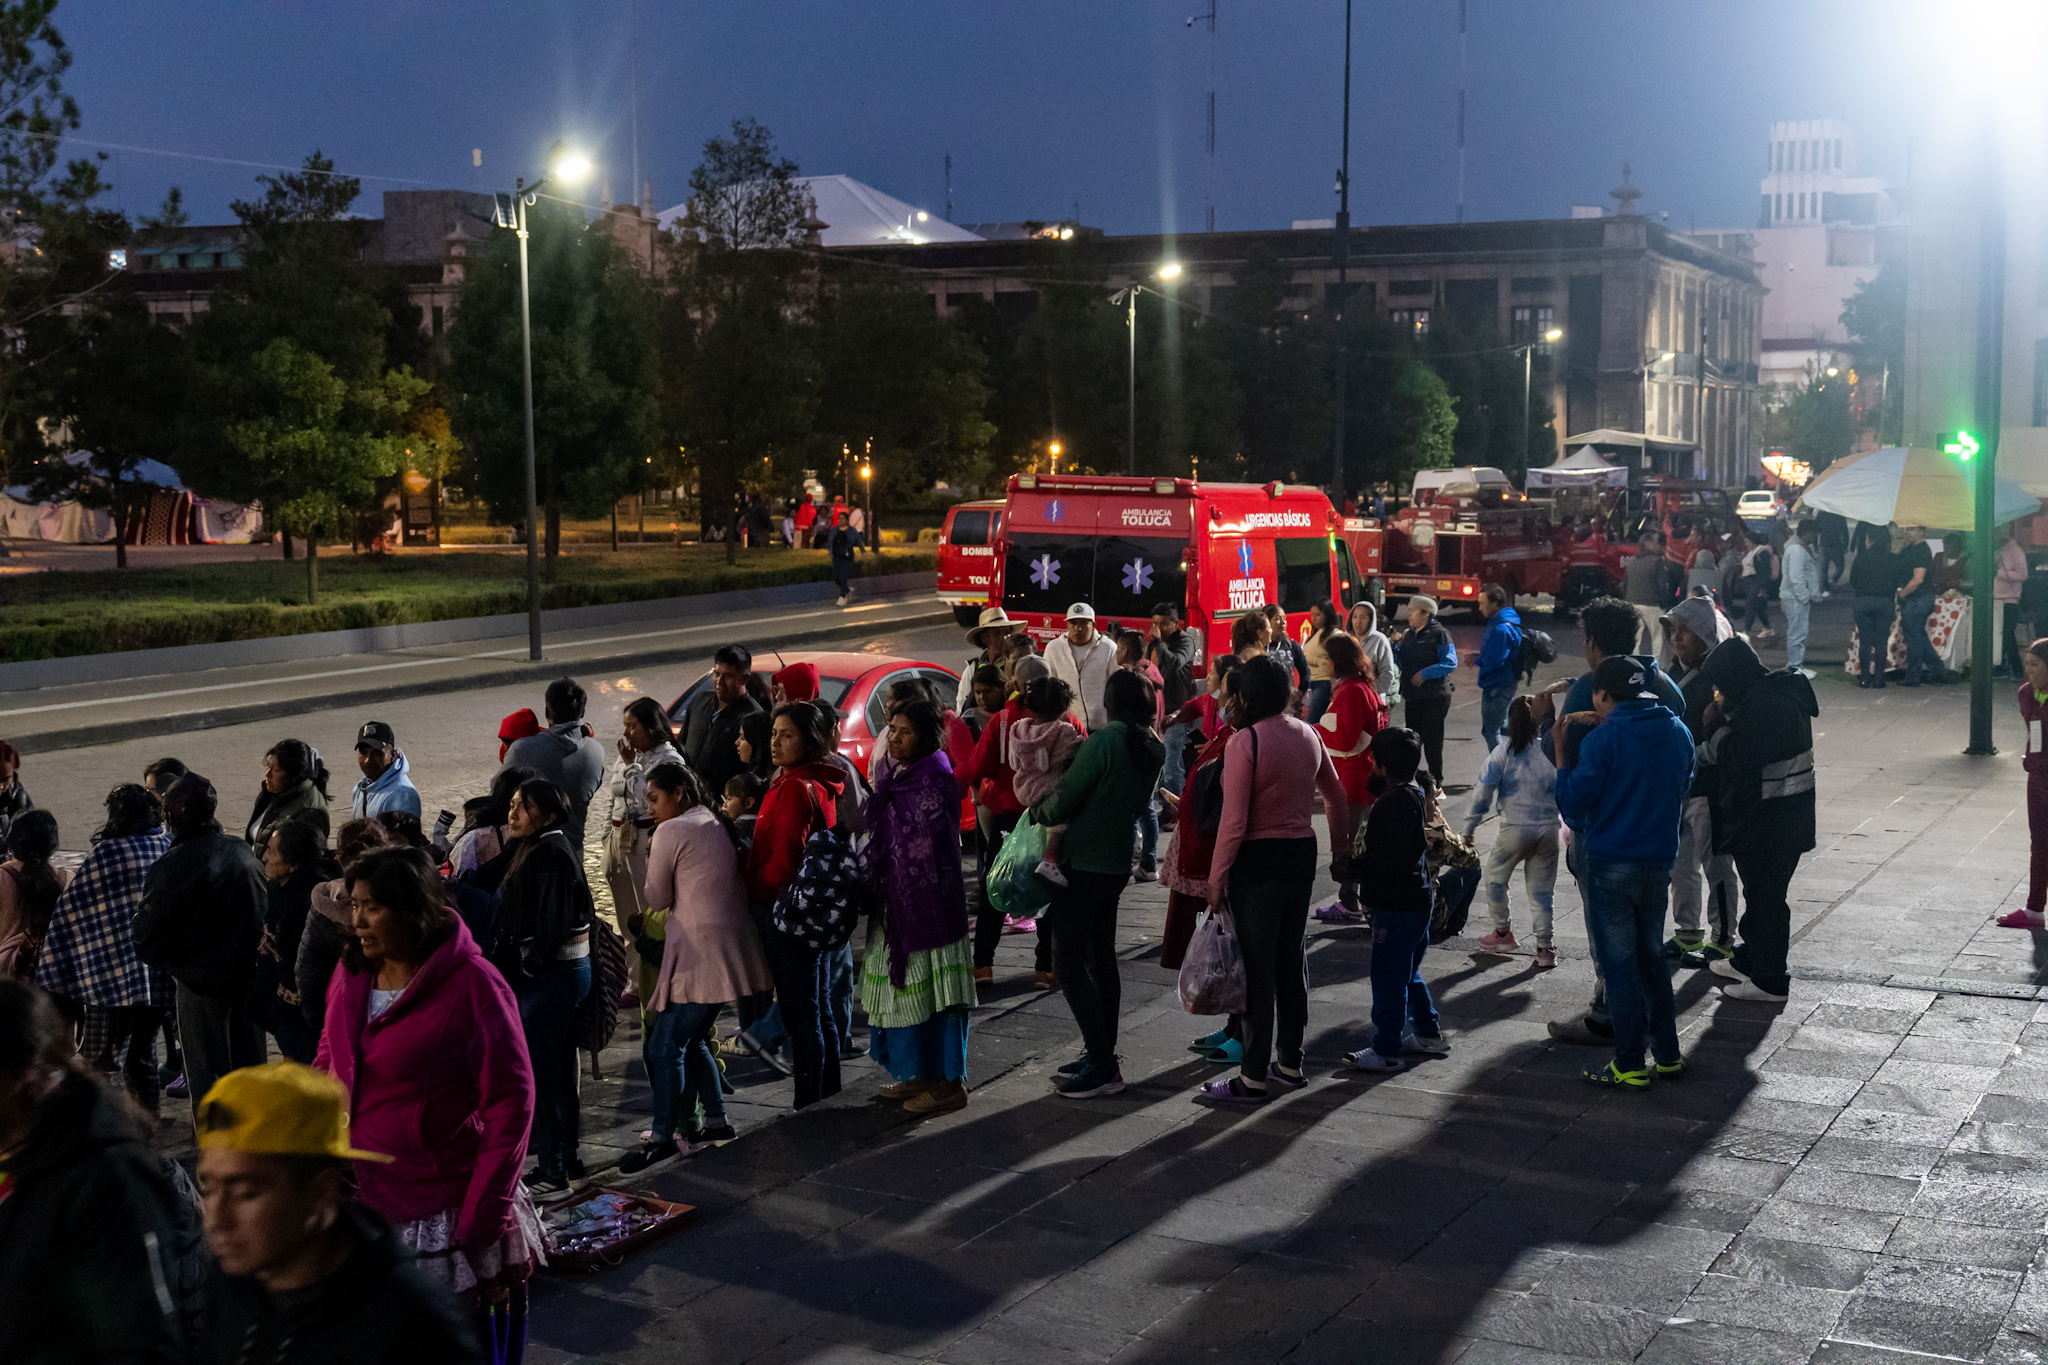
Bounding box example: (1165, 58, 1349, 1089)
(1525, 446, 1628, 490)
(1795, 446, 2040, 531)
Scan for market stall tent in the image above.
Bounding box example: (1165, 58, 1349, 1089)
(1525, 446, 1629, 490)
(1795, 445, 2040, 531)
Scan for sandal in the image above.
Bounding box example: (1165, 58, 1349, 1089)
(1193, 1076, 1268, 1107)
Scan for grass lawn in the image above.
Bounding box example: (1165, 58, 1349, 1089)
(0, 544, 936, 661)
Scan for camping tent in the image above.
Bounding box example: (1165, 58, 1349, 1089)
(1525, 446, 1628, 490)
(0, 454, 262, 545)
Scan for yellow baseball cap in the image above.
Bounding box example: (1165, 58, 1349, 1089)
(196, 1061, 393, 1164)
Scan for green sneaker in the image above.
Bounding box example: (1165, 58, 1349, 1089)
(1698, 942, 1734, 962)
(1583, 1060, 1650, 1090)
(1655, 1058, 1686, 1079)
(1662, 934, 1706, 960)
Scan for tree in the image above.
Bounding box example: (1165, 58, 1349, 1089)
(213, 339, 423, 600)
(447, 200, 660, 571)
(1782, 366, 1856, 474)
(683, 118, 813, 251)
(1840, 258, 1904, 445)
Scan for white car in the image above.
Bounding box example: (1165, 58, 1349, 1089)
(1737, 490, 1783, 522)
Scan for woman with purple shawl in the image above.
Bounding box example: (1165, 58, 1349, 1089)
(862, 699, 975, 1116)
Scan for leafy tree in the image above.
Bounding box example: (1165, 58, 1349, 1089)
(138, 186, 186, 230)
(447, 200, 659, 570)
(1840, 258, 1904, 444)
(1207, 245, 1327, 484)
(683, 118, 813, 251)
(1783, 366, 1857, 474)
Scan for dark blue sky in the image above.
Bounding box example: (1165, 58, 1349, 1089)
(63, 1, 1927, 236)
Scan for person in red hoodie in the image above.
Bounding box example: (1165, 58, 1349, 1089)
(962, 656, 1071, 989)
(773, 660, 821, 705)
(1314, 633, 1389, 923)
(745, 702, 847, 1108)
(313, 845, 538, 1350)
(1999, 639, 2048, 929)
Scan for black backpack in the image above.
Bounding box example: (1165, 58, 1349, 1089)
(1187, 727, 1258, 835)
(1516, 627, 1557, 681)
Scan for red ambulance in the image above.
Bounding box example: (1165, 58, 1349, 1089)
(992, 475, 1355, 665)
(935, 499, 1004, 627)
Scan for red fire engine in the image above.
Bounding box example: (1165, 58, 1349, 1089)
(935, 499, 1004, 627)
(992, 475, 1351, 663)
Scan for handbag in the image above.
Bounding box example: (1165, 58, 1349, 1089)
(1188, 727, 1259, 836)
(987, 814, 1052, 920)
(1177, 908, 1247, 1015)
(769, 828, 873, 950)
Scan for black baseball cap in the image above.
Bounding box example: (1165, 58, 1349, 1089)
(1591, 656, 1656, 703)
(355, 721, 396, 750)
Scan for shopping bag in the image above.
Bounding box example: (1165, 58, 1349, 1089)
(987, 815, 1053, 920)
(1178, 910, 1247, 1015)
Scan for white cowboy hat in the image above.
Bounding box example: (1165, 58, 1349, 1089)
(967, 607, 1024, 647)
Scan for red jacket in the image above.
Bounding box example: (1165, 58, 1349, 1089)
(1318, 677, 1388, 809)
(314, 916, 533, 1251)
(965, 700, 1082, 816)
(745, 760, 845, 906)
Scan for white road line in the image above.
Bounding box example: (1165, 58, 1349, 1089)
(0, 599, 919, 719)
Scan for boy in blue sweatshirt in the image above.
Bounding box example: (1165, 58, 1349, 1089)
(1344, 728, 1449, 1073)
(1473, 584, 1524, 753)
(1554, 655, 1694, 1089)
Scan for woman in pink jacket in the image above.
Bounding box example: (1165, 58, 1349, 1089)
(620, 763, 771, 1173)
(315, 845, 540, 1349)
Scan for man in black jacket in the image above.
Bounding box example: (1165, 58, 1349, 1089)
(680, 644, 762, 800)
(196, 1062, 480, 1364)
(1659, 596, 1740, 965)
(1697, 637, 1819, 1002)
(134, 773, 269, 1125)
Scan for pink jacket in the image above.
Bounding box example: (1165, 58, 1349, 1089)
(643, 807, 773, 1009)
(1208, 714, 1350, 898)
(315, 916, 534, 1250)
(1009, 716, 1084, 809)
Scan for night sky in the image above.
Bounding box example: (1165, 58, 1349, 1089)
(61, 1, 1940, 238)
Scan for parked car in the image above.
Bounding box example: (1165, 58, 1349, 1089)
(1737, 489, 1784, 523)
(665, 650, 974, 829)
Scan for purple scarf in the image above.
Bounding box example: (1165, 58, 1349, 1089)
(868, 748, 967, 989)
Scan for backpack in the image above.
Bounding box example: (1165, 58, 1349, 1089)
(1187, 727, 1258, 836)
(573, 914, 632, 1079)
(770, 827, 874, 950)
(1515, 628, 1556, 681)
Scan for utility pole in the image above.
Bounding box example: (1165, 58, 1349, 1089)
(1126, 286, 1138, 474)
(1456, 0, 1467, 223)
(1967, 176, 2005, 756)
(944, 153, 953, 222)
(1330, 0, 1354, 504)
(629, 0, 640, 214)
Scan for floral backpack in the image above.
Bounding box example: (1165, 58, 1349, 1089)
(770, 828, 874, 951)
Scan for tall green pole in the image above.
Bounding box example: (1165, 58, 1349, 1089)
(1966, 187, 2005, 756)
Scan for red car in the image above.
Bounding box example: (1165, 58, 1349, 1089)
(663, 650, 975, 829)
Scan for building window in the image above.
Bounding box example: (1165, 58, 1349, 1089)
(1390, 308, 1429, 337)
(1834, 137, 1843, 169)
(431, 305, 445, 336)
(1511, 304, 1533, 343)
(1773, 142, 1782, 172)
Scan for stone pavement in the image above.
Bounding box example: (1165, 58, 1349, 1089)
(523, 613, 2048, 1365)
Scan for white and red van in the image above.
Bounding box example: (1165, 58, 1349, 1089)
(993, 475, 1362, 669)
(935, 499, 1004, 627)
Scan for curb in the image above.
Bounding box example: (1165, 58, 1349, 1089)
(13, 606, 954, 756)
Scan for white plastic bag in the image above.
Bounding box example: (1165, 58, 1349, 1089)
(1177, 910, 1247, 1015)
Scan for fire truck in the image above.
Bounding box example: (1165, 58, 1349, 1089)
(935, 499, 1004, 627)
(991, 475, 1352, 663)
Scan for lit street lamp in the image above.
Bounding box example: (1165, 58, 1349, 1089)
(492, 146, 592, 662)
(1048, 440, 1062, 477)
(858, 455, 872, 550)
(1113, 263, 1183, 474)
(1521, 327, 1564, 473)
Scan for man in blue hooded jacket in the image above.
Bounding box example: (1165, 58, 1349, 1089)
(1473, 583, 1524, 754)
(1555, 655, 1694, 1090)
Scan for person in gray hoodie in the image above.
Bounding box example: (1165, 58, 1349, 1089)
(349, 721, 421, 821)
(498, 678, 607, 847)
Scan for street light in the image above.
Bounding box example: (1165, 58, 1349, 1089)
(492, 145, 592, 661)
(858, 457, 872, 551)
(1520, 327, 1565, 474)
(1048, 440, 1062, 477)
(1115, 264, 1184, 474)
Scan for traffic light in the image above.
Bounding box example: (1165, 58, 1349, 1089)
(1938, 430, 1981, 461)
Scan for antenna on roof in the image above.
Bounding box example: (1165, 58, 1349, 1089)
(944, 152, 953, 222)
(629, 0, 641, 215)
(1188, 0, 1217, 232)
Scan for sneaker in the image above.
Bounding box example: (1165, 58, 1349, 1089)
(1343, 1048, 1405, 1073)
(1699, 942, 1735, 962)
(1583, 1060, 1650, 1090)
(1547, 1015, 1612, 1045)
(1998, 909, 2047, 929)
(523, 1170, 569, 1194)
(1795, 667, 1817, 680)
(1722, 981, 1790, 1003)
(618, 1139, 680, 1175)
(1193, 1077, 1267, 1107)
(566, 1156, 587, 1182)
(1662, 934, 1706, 960)
(836, 595, 848, 607)
(686, 1124, 738, 1152)
(1708, 957, 1749, 984)
(1655, 1058, 1687, 1079)
(1476, 928, 1517, 952)
(1190, 1027, 1231, 1052)
(1057, 1059, 1125, 1099)
(1034, 858, 1069, 888)
(1057, 1053, 1090, 1076)
(1002, 916, 1038, 935)
(1313, 902, 1367, 924)
(1266, 1063, 1307, 1090)
(163, 1073, 188, 1100)
(1134, 858, 1160, 883)
(1402, 1031, 1451, 1056)
(904, 1082, 967, 1116)
(1534, 945, 1557, 969)
(878, 1078, 936, 1100)
(1033, 970, 1059, 992)
(1202, 1037, 1245, 1066)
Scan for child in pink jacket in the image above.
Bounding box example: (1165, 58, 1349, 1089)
(1010, 675, 1085, 887)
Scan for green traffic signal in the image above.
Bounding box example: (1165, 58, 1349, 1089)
(1939, 430, 1980, 461)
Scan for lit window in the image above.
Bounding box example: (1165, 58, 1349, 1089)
(1391, 308, 1429, 338)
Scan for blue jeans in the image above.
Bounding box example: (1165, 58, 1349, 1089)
(764, 929, 841, 1108)
(826, 939, 854, 1052)
(1741, 583, 1773, 634)
(1783, 598, 1812, 669)
(1854, 596, 1895, 681)
(1900, 590, 1940, 681)
(1160, 721, 1191, 810)
(1370, 909, 1436, 1057)
(645, 1000, 725, 1140)
(1134, 774, 1160, 867)
(1479, 682, 1515, 754)
(1580, 858, 1680, 1072)
(514, 957, 592, 1178)
(1304, 681, 1333, 725)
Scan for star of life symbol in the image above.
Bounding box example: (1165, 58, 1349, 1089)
(1122, 558, 1153, 593)
(1031, 554, 1061, 590)
(1237, 541, 1255, 577)
(1045, 500, 1066, 522)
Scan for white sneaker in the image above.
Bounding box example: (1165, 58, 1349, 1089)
(1722, 980, 1789, 1003)
(1034, 858, 1069, 888)
(1795, 667, 1816, 679)
(1344, 1047, 1406, 1072)
(1708, 957, 1749, 984)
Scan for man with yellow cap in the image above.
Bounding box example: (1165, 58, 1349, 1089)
(194, 1061, 480, 1363)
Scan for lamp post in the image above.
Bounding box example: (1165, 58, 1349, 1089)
(1521, 327, 1564, 475)
(1331, 0, 1354, 505)
(492, 147, 591, 662)
(859, 457, 872, 551)
(1048, 440, 1062, 477)
(1116, 262, 1182, 475)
